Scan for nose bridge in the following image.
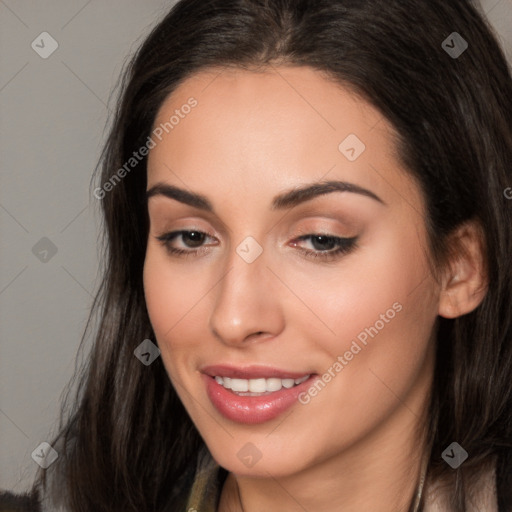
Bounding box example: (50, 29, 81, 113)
(209, 241, 284, 345)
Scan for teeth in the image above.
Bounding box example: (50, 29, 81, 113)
(266, 378, 282, 392)
(214, 375, 310, 394)
(230, 378, 249, 392)
(282, 378, 295, 389)
(295, 375, 309, 385)
(248, 378, 266, 393)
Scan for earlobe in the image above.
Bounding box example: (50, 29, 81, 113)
(438, 221, 488, 319)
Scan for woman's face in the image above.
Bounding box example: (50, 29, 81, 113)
(143, 66, 440, 477)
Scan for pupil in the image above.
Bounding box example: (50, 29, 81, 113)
(184, 231, 204, 247)
(312, 235, 335, 251)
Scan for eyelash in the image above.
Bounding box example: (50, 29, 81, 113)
(155, 230, 358, 262)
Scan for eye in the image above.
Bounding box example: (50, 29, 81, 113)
(155, 230, 358, 262)
(291, 234, 358, 261)
(155, 230, 216, 256)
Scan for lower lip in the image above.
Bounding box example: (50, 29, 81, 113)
(202, 374, 316, 424)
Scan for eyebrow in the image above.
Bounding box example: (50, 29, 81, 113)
(146, 180, 385, 211)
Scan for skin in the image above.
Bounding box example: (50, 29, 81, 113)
(143, 66, 487, 511)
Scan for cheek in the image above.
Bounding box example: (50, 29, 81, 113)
(269, 230, 438, 465)
(142, 248, 207, 375)
(287, 222, 438, 400)
(143, 250, 177, 338)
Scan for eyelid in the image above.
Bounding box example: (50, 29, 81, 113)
(148, 208, 231, 238)
(291, 227, 355, 239)
(155, 229, 359, 264)
(155, 229, 217, 245)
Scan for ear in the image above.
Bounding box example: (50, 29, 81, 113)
(438, 220, 488, 319)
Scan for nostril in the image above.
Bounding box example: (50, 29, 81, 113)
(243, 331, 266, 343)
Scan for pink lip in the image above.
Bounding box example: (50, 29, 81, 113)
(201, 365, 316, 424)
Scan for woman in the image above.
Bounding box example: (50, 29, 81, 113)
(2, 0, 511, 510)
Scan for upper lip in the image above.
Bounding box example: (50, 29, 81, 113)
(201, 364, 313, 380)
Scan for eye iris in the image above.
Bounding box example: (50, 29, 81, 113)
(183, 231, 205, 247)
(311, 235, 336, 251)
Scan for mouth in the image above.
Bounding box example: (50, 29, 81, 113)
(201, 365, 317, 424)
(213, 375, 310, 396)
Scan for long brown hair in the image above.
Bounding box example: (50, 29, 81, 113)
(32, 1, 512, 510)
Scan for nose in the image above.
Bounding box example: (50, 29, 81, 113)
(209, 245, 285, 347)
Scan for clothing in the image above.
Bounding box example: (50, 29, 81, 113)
(184, 449, 503, 512)
(185, 447, 225, 512)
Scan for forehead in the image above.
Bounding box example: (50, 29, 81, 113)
(151, 65, 388, 153)
(147, 65, 421, 214)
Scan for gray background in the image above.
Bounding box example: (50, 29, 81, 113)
(1, 0, 511, 494)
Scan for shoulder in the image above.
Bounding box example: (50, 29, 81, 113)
(0, 490, 41, 512)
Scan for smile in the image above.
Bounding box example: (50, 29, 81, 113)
(214, 375, 310, 395)
(201, 365, 317, 424)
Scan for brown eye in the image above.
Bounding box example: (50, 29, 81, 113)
(308, 235, 338, 251)
(291, 234, 359, 262)
(155, 230, 216, 256)
(180, 231, 206, 247)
